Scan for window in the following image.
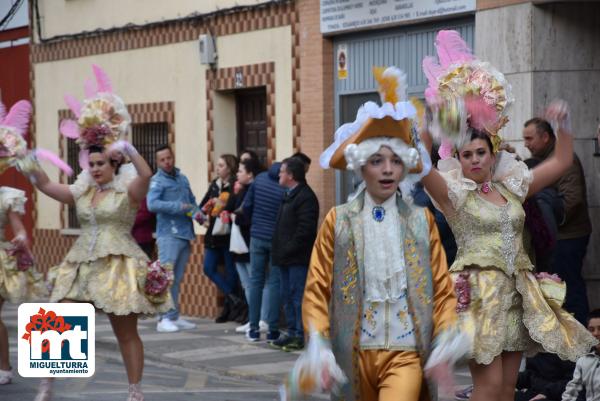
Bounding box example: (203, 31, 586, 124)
(131, 122, 169, 172)
(65, 122, 169, 229)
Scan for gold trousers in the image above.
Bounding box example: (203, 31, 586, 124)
(358, 350, 423, 401)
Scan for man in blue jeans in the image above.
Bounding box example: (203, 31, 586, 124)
(147, 145, 197, 333)
(243, 162, 285, 342)
(270, 157, 319, 351)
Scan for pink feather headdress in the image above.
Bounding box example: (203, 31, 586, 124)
(423, 30, 513, 157)
(0, 100, 31, 166)
(0, 100, 72, 176)
(60, 65, 131, 169)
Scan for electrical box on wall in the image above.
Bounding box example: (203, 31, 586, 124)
(198, 34, 216, 65)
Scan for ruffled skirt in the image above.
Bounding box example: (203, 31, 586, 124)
(453, 267, 597, 365)
(0, 249, 48, 303)
(49, 255, 173, 315)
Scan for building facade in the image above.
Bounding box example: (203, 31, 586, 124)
(29, 0, 600, 316)
(30, 0, 301, 317)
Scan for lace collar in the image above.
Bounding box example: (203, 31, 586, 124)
(361, 192, 407, 303)
(70, 163, 137, 199)
(437, 151, 532, 200)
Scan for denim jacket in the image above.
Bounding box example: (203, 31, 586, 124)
(147, 168, 196, 241)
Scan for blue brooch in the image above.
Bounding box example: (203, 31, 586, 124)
(372, 206, 385, 222)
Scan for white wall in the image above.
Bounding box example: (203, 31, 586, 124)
(213, 92, 237, 161)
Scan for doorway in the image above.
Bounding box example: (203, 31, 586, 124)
(236, 88, 267, 168)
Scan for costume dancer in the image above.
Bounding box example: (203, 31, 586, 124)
(22, 65, 172, 401)
(284, 67, 469, 401)
(0, 99, 48, 385)
(419, 30, 597, 401)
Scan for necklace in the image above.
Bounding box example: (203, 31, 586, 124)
(95, 182, 114, 192)
(477, 181, 493, 194)
(372, 206, 385, 222)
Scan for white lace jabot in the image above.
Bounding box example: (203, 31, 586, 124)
(361, 192, 407, 303)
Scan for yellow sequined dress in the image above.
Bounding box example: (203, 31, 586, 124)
(0, 187, 48, 303)
(433, 152, 597, 364)
(48, 172, 172, 315)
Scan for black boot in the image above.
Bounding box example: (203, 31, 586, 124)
(232, 297, 248, 324)
(226, 293, 244, 322)
(215, 296, 230, 323)
(235, 302, 248, 324)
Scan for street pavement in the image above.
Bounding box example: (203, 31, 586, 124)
(2, 303, 471, 400)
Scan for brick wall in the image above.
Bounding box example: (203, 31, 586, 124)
(297, 0, 336, 220)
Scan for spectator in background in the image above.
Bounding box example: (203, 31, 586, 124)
(270, 157, 319, 351)
(523, 117, 592, 324)
(232, 158, 269, 332)
(199, 154, 242, 323)
(515, 353, 579, 401)
(243, 162, 285, 343)
(522, 158, 564, 273)
(240, 149, 263, 171)
(561, 309, 600, 401)
(131, 197, 156, 259)
(148, 145, 197, 333)
(292, 151, 311, 173)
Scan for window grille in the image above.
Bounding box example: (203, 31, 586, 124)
(132, 122, 169, 172)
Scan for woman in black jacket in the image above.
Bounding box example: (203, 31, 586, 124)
(199, 154, 239, 323)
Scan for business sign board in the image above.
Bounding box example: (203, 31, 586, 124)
(321, 0, 476, 34)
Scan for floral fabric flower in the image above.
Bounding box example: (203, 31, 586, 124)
(141, 260, 174, 304)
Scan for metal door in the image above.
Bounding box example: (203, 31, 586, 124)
(337, 92, 380, 202)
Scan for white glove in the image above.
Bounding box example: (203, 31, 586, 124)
(417, 140, 433, 177)
(280, 330, 347, 400)
(109, 140, 139, 157)
(546, 99, 572, 134)
(15, 152, 41, 184)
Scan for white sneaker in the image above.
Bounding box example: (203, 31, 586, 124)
(235, 322, 250, 333)
(157, 319, 179, 333)
(0, 368, 12, 385)
(173, 318, 197, 330)
(259, 320, 268, 333)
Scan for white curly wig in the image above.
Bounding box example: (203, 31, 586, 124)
(344, 136, 419, 179)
